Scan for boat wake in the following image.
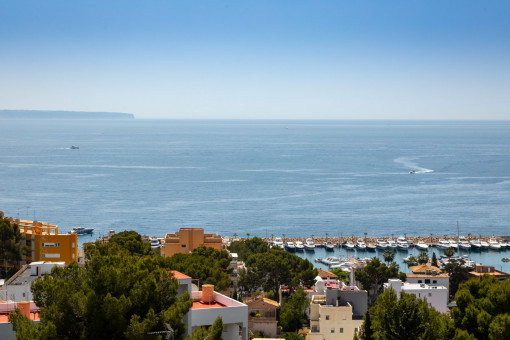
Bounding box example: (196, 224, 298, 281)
(394, 157, 434, 174)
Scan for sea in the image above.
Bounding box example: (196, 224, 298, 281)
(1, 119, 510, 270)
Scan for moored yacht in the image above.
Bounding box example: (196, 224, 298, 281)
(416, 241, 429, 251)
(273, 237, 284, 249)
(386, 239, 398, 249)
(436, 239, 450, 249)
(356, 239, 367, 251)
(325, 241, 335, 251)
(458, 240, 471, 250)
(489, 238, 501, 250)
(285, 241, 295, 251)
(479, 239, 490, 249)
(295, 241, 305, 251)
(345, 241, 356, 250)
(305, 238, 316, 251)
(367, 243, 376, 251)
(376, 239, 388, 250)
(469, 239, 482, 250)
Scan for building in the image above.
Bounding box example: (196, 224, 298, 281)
(172, 271, 248, 340)
(407, 264, 450, 290)
(308, 294, 363, 340)
(244, 294, 279, 338)
(384, 279, 448, 314)
(469, 263, 510, 282)
(8, 217, 78, 264)
(1, 262, 65, 302)
(0, 300, 40, 340)
(162, 228, 223, 257)
(312, 276, 368, 318)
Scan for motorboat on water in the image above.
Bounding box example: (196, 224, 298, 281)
(367, 243, 376, 251)
(344, 241, 356, 250)
(305, 238, 316, 251)
(285, 241, 295, 251)
(325, 241, 336, 251)
(470, 239, 483, 250)
(376, 239, 388, 250)
(70, 145, 79, 149)
(295, 241, 305, 251)
(479, 239, 490, 249)
(356, 239, 367, 251)
(436, 239, 450, 249)
(386, 239, 398, 249)
(449, 240, 459, 249)
(498, 240, 508, 249)
(273, 237, 284, 249)
(397, 237, 409, 251)
(458, 240, 471, 250)
(70, 227, 94, 235)
(489, 239, 501, 250)
(416, 242, 429, 251)
(410, 170, 416, 174)
(321, 256, 342, 266)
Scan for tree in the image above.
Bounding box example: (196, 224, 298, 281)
(451, 275, 510, 340)
(357, 309, 374, 340)
(444, 247, 455, 260)
(355, 258, 405, 306)
(367, 289, 454, 340)
(10, 240, 193, 339)
(432, 252, 438, 266)
(228, 237, 270, 261)
(405, 256, 419, 267)
(186, 316, 223, 340)
(443, 259, 472, 298)
(417, 252, 429, 265)
(331, 268, 350, 284)
(382, 249, 395, 264)
(279, 288, 309, 332)
(280, 333, 305, 340)
(108, 230, 153, 256)
(0, 217, 27, 278)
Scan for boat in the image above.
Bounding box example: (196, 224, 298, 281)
(479, 239, 490, 249)
(366, 243, 376, 252)
(356, 239, 367, 251)
(502, 258, 510, 263)
(304, 238, 316, 251)
(397, 237, 409, 251)
(273, 237, 284, 249)
(376, 239, 388, 250)
(436, 239, 450, 249)
(498, 240, 508, 249)
(410, 170, 416, 174)
(70, 227, 94, 235)
(469, 239, 482, 250)
(321, 256, 342, 266)
(345, 241, 356, 250)
(69, 145, 79, 149)
(149, 238, 161, 249)
(295, 241, 305, 251)
(386, 239, 398, 249)
(489, 239, 501, 250)
(416, 242, 429, 251)
(325, 241, 336, 251)
(458, 240, 471, 250)
(285, 241, 295, 251)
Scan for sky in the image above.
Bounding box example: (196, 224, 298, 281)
(1, 0, 509, 119)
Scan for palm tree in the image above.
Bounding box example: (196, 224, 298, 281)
(417, 251, 429, 264)
(233, 233, 238, 240)
(246, 233, 250, 239)
(383, 249, 395, 264)
(444, 247, 455, 261)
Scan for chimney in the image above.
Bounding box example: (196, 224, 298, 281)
(16, 301, 31, 319)
(201, 284, 215, 304)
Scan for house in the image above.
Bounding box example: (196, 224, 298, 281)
(0, 301, 40, 340)
(384, 279, 448, 313)
(172, 271, 248, 340)
(317, 268, 338, 280)
(469, 264, 510, 282)
(162, 228, 224, 257)
(5, 217, 78, 264)
(312, 276, 368, 318)
(407, 264, 449, 290)
(1, 262, 65, 302)
(308, 294, 363, 340)
(244, 294, 279, 338)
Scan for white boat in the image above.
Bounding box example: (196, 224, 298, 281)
(489, 239, 501, 250)
(345, 241, 356, 250)
(321, 256, 342, 266)
(498, 241, 508, 249)
(387, 240, 398, 249)
(416, 242, 429, 251)
(356, 239, 367, 251)
(479, 239, 490, 249)
(325, 241, 335, 251)
(458, 240, 471, 250)
(305, 238, 316, 251)
(285, 241, 295, 251)
(295, 241, 305, 251)
(436, 239, 450, 249)
(376, 239, 388, 250)
(367, 243, 376, 251)
(397, 237, 409, 251)
(449, 240, 459, 249)
(273, 237, 284, 249)
(469, 239, 482, 250)
(70, 227, 94, 235)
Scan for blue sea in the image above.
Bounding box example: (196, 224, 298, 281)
(1, 119, 510, 245)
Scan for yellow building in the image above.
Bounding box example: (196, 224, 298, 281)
(162, 228, 223, 257)
(12, 219, 78, 264)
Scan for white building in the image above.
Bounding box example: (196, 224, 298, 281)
(384, 279, 448, 314)
(172, 271, 248, 340)
(407, 264, 449, 291)
(1, 262, 65, 302)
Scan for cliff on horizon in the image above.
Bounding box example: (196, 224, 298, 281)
(0, 110, 135, 119)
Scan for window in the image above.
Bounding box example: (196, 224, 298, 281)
(325, 315, 329, 320)
(418, 280, 422, 283)
(72, 242, 75, 248)
(331, 328, 334, 333)
(42, 243, 60, 247)
(428, 293, 432, 297)
(181, 244, 186, 248)
(355, 328, 359, 333)
(425, 279, 430, 284)
(23, 292, 26, 297)
(340, 328, 343, 333)
(433, 280, 437, 284)
(42, 253, 60, 258)
(342, 315, 346, 320)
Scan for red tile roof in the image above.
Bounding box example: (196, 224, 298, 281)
(172, 270, 191, 280)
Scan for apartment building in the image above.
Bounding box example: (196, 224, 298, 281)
(385, 279, 448, 313)
(162, 228, 224, 257)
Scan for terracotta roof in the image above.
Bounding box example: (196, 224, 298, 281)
(171, 270, 191, 280)
(244, 296, 279, 307)
(407, 273, 449, 278)
(317, 268, 338, 279)
(409, 264, 441, 274)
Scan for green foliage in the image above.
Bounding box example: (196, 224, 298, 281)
(109, 230, 153, 256)
(228, 237, 270, 261)
(367, 288, 455, 340)
(432, 252, 438, 266)
(279, 288, 310, 332)
(443, 259, 472, 298)
(0, 218, 27, 278)
(451, 275, 510, 340)
(331, 268, 350, 284)
(357, 309, 374, 340)
(10, 240, 193, 340)
(186, 316, 223, 340)
(164, 246, 232, 291)
(444, 247, 455, 259)
(382, 249, 395, 264)
(355, 258, 404, 306)
(405, 256, 419, 267)
(280, 333, 305, 340)
(246, 248, 316, 300)
(417, 252, 429, 265)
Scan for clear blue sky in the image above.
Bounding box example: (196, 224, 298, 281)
(1, 0, 509, 119)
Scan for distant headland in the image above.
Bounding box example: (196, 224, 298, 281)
(0, 110, 135, 119)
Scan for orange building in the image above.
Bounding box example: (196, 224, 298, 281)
(162, 228, 223, 257)
(10, 218, 78, 264)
